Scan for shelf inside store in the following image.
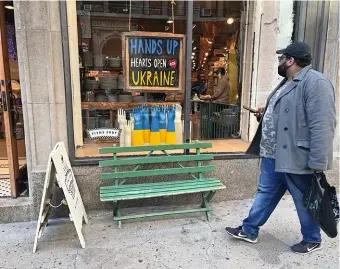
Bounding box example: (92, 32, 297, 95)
(83, 66, 123, 72)
(81, 101, 179, 110)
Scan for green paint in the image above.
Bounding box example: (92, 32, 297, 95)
(98, 142, 226, 225)
(114, 208, 213, 221)
(100, 179, 225, 201)
(100, 166, 215, 180)
(99, 154, 213, 167)
(99, 142, 212, 154)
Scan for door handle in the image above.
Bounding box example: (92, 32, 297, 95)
(0, 80, 17, 136)
(1, 91, 7, 111)
(0, 80, 7, 111)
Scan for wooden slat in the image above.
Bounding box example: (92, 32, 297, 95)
(100, 179, 225, 201)
(100, 165, 215, 180)
(99, 154, 213, 167)
(101, 181, 223, 196)
(100, 185, 224, 201)
(99, 142, 212, 154)
(100, 178, 220, 192)
(101, 182, 223, 197)
(114, 208, 213, 221)
(100, 178, 220, 193)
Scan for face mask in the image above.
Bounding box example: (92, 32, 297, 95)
(278, 60, 291, 77)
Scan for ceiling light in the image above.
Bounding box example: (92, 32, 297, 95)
(167, 17, 174, 24)
(192, 52, 195, 56)
(191, 56, 194, 59)
(165, 26, 170, 31)
(204, 57, 207, 60)
(227, 17, 234, 25)
(205, 52, 209, 57)
(207, 40, 212, 44)
(5, 4, 14, 10)
(224, 47, 227, 50)
(193, 46, 197, 50)
(192, 24, 196, 29)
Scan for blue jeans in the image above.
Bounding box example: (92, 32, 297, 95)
(242, 157, 321, 243)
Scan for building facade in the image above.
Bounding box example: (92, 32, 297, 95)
(0, 0, 339, 223)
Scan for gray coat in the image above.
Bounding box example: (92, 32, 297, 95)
(246, 66, 336, 174)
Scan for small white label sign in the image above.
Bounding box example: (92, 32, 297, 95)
(86, 128, 121, 139)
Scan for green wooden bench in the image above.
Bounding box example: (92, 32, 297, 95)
(98, 142, 226, 227)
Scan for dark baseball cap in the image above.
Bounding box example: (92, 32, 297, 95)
(276, 42, 312, 60)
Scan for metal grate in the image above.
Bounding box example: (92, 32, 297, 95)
(199, 103, 241, 139)
(0, 178, 11, 197)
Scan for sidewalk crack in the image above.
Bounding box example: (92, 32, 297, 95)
(205, 221, 215, 269)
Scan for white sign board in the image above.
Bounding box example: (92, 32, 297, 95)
(33, 142, 88, 253)
(86, 128, 121, 139)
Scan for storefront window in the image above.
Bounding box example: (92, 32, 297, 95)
(72, 1, 249, 157)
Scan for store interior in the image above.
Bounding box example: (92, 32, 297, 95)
(75, 1, 250, 157)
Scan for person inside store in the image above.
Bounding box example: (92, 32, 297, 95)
(225, 42, 336, 254)
(192, 74, 207, 96)
(200, 67, 229, 105)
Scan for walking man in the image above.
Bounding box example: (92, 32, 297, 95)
(225, 42, 336, 254)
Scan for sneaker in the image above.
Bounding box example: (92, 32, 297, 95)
(291, 241, 322, 254)
(225, 226, 258, 243)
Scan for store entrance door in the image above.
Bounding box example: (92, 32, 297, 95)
(0, 2, 26, 198)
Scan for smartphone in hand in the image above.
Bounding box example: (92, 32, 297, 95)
(243, 106, 258, 113)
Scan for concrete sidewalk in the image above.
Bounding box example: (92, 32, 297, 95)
(0, 196, 338, 269)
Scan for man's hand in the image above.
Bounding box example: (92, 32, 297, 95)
(254, 107, 264, 121)
(200, 94, 212, 101)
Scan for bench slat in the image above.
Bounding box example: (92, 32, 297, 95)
(100, 165, 215, 180)
(100, 184, 224, 201)
(100, 178, 220, 192)
(101, 181, 222, 196)
(101, 182, 222, 197)
(99, 142, 212, 154)
(99, 154, 213, 167)
(114, 208, 213, 221)
(100, 179, 225, 201)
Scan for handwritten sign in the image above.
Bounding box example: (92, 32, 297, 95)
(122, 32, 185, 92)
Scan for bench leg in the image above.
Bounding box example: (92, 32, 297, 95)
(113, 201, 122, 228)
(200, 191, 216, 222)
(206, 191, 216, 203)
(201, 193, 210, 222)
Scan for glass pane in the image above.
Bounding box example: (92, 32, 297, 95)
(74, 1, 248, 157)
